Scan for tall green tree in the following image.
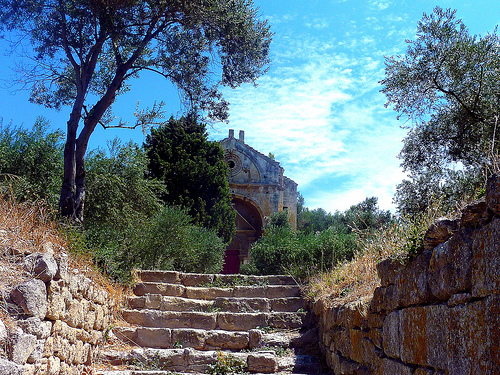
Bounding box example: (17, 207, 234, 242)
(0, 0, 272, 221)
(144, 116, 235, 242)
(380, 7, 500, 214)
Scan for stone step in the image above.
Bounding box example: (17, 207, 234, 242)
(121, 309, 307, 331)
(112, 327, 319, 352)
(133, 283, 301, 300)
(99, 347, 323, 374)
(128, 295, 306, 313)
(134, 270, 297, 287)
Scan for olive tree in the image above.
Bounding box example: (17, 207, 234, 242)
(380, 7, 500, 214)
(0, 0, 272, 221)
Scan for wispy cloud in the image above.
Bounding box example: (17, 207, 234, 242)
(212, 3, 416, 212)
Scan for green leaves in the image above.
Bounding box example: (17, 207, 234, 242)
(382, 7, 500, 215)
(0, 118, 64, 206)
(144, 115, 235, 242)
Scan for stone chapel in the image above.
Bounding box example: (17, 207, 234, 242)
(220, 129, 298, 273)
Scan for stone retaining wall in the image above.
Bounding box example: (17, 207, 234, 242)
(0, 250, 116, 375)
(312, 176, 500, 374)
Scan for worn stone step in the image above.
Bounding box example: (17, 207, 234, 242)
(99, 347, 324, 374)
(134, 270, 297, 287)
(127, 295, 214, 312)
(128, 295, 306, 313)
(100, 348, 279, 373)
(133, 282, 301, 300)
(113, 327, 250, 350)
(113, 326, 319, 352)
(214, 297, 306, 313)
(122, 309, 307, 331)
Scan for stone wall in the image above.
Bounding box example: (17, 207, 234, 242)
(312, 176, 500, 374)
(0, 250, 116, 375)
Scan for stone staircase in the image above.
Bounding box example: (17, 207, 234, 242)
(97, 270, 330, 375)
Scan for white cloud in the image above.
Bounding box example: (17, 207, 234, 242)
(210, 2, 416, 212)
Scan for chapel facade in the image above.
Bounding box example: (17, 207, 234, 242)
(220, 129, 298, 273)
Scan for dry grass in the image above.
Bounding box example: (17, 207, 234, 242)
(0, 197, 129, 323)
(304, 201, 448, 306)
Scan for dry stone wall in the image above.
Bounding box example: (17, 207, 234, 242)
(312, 175, 500, 374)
(1, 250, 116, 375)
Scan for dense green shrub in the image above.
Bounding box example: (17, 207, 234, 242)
(248, 211, 359, 278)
(90, 206, 226, 282)
(84, 139, 165, 232)
(83, 141, 226, 282)
(248, 197, 392, 279)
(0, 118, 63, 206)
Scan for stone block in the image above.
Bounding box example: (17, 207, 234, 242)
(54, 252, 69, 281)
(171, 328, 205, 350)
(179, 273, 214, 287)
(214, 297, 270, 313)
(349, 328, 377, 365)
(376, 257, 405, 287)
(27, 339, 44, 363)
(249, 329, 263, 349)
(66, 299, 84, 328)
(370, 284, 399, 314)
(17, 317, 52, 339)
(471, 218, 500, 297)
(47, 355, 60, 375)
(46, 285, 65, 320)
(138, 327, 172, 348)
(333, 328, 351, 358)
(382, 310, 400, 359)
(400, 306, 428, 365)
(133, 282, 185, 297)
(145, 348, 187, 372)
(217, 312, 267, 331)
(265, 285, 301, 299)
(423, 218, 459, 251)
(380, 358, 413, 375)
(247, 352, 277, 373)
(9, 330, 37, 364)
(233, 286, 267, 298)
(446, 297, 498, 374)
(270, 297, 305, 312)
(127, 296, 146, 309)
(205, 330, 249, 350)
(159, 296, 212, 312)
(461, 198, 490, 228)
(0, 358, 24, 375)
(339, 299, 369, 329)
(135, 270, 181, 284)
(429, 231, 472, 301)
(24, 252, 58, 282)
(142, 294, 162, 310)
(10, 279, 47, 319)
(93, 305, 104, 330)
(396, 249, 434, 307)
(185, 286, 232, 300)
(268, 312, 304, 329)
(486, 174, 500, 214)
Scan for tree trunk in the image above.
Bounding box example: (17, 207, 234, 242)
(73, 135, 89, 223)
(59, 112, 79, 218)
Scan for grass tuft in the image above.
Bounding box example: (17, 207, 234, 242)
(305, 200, 448, 305)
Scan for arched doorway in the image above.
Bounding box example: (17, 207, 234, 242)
(223, 197, 264, 274)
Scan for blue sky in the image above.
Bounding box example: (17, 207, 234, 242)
(0, 0, 499, 213)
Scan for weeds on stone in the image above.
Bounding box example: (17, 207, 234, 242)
(124, 352, 167, 371)
(172, 339, 183, 349)
(207, 351, 247, 375)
